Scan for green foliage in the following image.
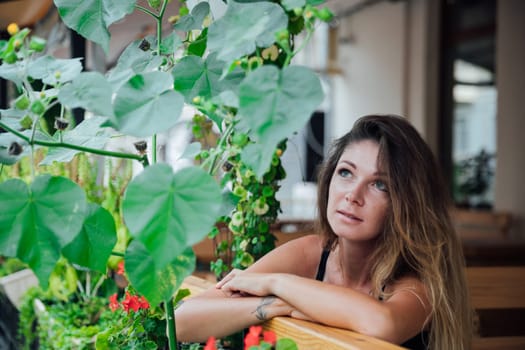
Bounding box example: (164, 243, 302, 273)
(0, 0, 333, 346)
(0, 257, 27, 277)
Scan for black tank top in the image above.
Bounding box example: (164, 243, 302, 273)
(315, 249, 429, 350)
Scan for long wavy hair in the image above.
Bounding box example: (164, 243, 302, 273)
(316, 114, 472, 350)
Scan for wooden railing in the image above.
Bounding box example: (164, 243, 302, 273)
(467, 266, 525, 350)
(181, 275, 405, 350)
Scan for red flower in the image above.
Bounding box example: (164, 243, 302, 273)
(122, 291, 141, 313)
(244, 325, 263, 349)
(244, 333, 259, 350)
(138, 296, 150, 310)
(117, 261, 125, 275)
(204, 336, 217, 350)
(262, 330, 276, 345)
(109, 293, 119, 312)
(248, 325, 262, 337)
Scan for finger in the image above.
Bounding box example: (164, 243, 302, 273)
(215, 269, 242, 288)
(216, 272, 235, 288)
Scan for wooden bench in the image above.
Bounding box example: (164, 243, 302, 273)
(181, 275, 404, 350)
(466, 266, 525, 350)
(452, 209, 513, 240)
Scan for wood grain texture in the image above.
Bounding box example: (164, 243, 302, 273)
(466, 266, 525, 309)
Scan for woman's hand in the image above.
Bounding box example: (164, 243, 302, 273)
(216, 269, 277, 297)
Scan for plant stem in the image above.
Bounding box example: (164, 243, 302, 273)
(150, 0, 168, 164)
(111, 251, 125, 257)
(201, 121, 235, 175)
(166, 298, 177, 350)
(135, 5, 159, 19)
(0, 121, 150, 167)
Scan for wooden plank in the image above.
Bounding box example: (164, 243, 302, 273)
(472, 336, 525, 350)
(452, 209, 512, 240)
(466, 267, 525, 309)
(181, 275, 405, 350)
(263, 317, 404, 350)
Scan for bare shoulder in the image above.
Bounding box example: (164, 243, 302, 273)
(384, 275, 431, 322)
(248, 234, 324, 277)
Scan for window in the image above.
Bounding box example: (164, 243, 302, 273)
(440, 0, 496, 209)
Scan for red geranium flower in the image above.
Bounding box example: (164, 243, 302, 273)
(262, 330, 277, 345)
(109, 293, 119, 312)
(204, 336, 217, 350)
(122, 291, 141, 313)
(138, 296, 150, 310)
(244, 325, 263, 349)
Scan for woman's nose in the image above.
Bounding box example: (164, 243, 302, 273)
(344, 184, 364, 206)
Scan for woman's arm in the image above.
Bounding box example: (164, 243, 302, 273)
(217, 271, 430, 344)
(175, 287, 294, 342)
(174, 235, 322, 342)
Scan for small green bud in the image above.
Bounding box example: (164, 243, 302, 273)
(4, 51, 17, 64)
(14, 94, 30, 110)
(20, 115, 33, 130)
(192, 96, 202, 104)
(192, 114, 206, 124)
(231, 133, 248, 147)
(29, 36, 46, 52)
(179, 6, 189, 16)
(317, 7, 334, 22)
(148, 0, 162, 9)
(30, 100, 45, 115)
(192, 124, 203, 138)
(276, 29, 289, 42)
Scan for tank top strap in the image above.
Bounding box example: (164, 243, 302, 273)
(315, 249, 330, 281)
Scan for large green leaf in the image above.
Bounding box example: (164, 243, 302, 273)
(58, 72, 114, 118)
(122, 164, 222, 269)
(107, 36, 164, 91)
(207, 1, 288, 63)
(172, 52, 244, 103)
(110, 71, 184, 137)
(0, 61, 26, 88)
(173, 2, 210, 31)
(62, 203, 116, 273)
(238, 65, 324, 177)
(0, 176, 87, 288)
(40, 116, 112, 165)
(54, 0, 136, 53)
(27, 56, 83, 86)
(282, 0, 306, 10)
(125, 240, 195, 307)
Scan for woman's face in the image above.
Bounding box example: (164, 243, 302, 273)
(327, 140, 390, 243)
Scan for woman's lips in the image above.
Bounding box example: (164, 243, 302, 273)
(337, 210, 363, 222)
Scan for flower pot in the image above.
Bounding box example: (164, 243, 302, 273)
(0, 268, 38, 309)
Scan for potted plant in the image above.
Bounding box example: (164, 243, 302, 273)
(0, 0, 331, 347)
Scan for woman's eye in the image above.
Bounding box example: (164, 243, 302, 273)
(338, 168, 352, 178)
(373, 180, 388, 192)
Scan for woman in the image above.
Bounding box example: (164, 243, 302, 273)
(176, 114, 472, 350)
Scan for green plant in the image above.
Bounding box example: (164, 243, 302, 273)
(0, 256, 27, 277)
(0, 0, 330, 347)
(453, 149, 495, 208)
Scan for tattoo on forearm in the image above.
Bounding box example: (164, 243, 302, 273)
(253, 296, 275, 321)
